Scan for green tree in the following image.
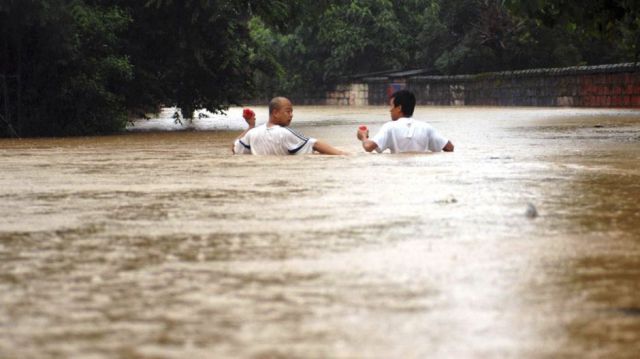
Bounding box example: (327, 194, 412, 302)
(113, 0, 292, 119)
(505, 0, 640, 64)
(1, 0, 292, 137)
(1, 0, 132, 137)
(250, 0, 408, 99)
(248, 0, 334, 100)
(317, 0, 405, 79)
(413, 0, 535, 74)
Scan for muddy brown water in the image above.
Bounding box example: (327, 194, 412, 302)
(1, 106, 639, 358)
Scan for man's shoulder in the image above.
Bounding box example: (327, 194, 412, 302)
(382, 118, 415, 130)
(397, 118, 434, 131)
(252, 125, 312, 144)
(387, 117, 415, 126)
(245, 123, 267, 136)
(282, 126, 309, 141)
(265, 125, 310, 141)
(380, 120, 397, 131)
(414, 119, 435, 129)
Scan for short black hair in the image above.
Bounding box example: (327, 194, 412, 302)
(391, 90, 415, 117)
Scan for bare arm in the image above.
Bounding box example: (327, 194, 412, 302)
(442, 140, 454, 152)
(313, 140, 347, 155)
(231, 113, 256, 154)
(357, 128, 378, 153)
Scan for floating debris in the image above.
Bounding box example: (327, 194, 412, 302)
(525, 203, 539, 218)
(616, 307, 640, 316)
(435, 196, 458, 204)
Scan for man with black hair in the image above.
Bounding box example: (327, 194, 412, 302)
(233, 97, 346, 155)
(357, 89, 454, 153)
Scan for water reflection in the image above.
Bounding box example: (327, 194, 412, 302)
(1, 106, 639, 358)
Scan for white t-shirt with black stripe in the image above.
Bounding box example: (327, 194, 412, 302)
(234, 124, 317, 155)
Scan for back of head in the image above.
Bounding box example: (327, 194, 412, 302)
(391, 90, 416, 117)
(269, 97, 288, 115)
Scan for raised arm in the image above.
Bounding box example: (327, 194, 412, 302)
(231, 110, 256, 154)
(357, 127, 378, 152)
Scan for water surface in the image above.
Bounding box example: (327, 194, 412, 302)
(1, 106, 639, 358)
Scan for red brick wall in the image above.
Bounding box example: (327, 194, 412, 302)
(578, 73, 640, 107)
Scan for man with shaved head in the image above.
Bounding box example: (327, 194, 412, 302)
(233, 97, 346, 155)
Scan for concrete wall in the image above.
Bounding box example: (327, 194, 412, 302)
(326, 83, 369, 106)
(330, 63, 640, 108)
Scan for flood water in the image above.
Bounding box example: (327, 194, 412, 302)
(1, 106, 639, 358)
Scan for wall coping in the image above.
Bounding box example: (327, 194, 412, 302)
(360, 62, 640, 83)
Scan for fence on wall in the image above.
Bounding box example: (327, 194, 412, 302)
(328, 63, 640, 108)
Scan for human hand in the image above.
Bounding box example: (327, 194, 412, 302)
(242, 108, 256, 128)
(357, 125, 369, 141)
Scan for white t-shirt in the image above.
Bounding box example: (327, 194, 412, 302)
(234, 124, 317, 155)
(371, 117, 448, 153)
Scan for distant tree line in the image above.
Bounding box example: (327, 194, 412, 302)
(1, 0, 638, 137)
(252, 0, 640, 101)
